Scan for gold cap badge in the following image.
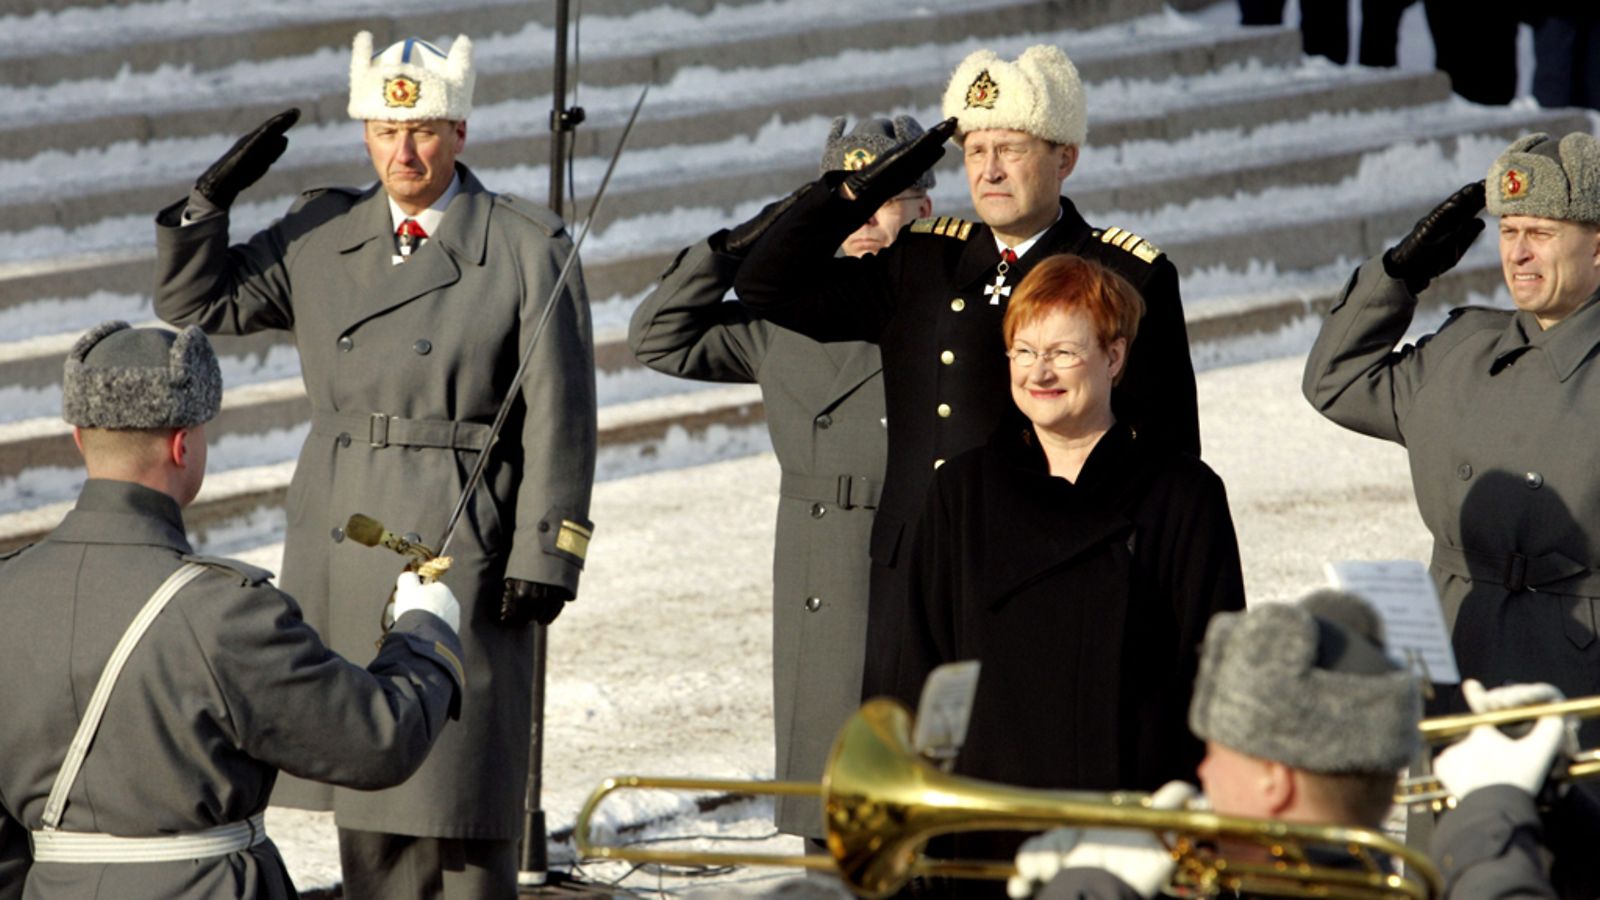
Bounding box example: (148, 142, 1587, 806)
(842, 147, 876, 171)
(1501, 167, 1529, 201)
(384, 76, 422, 108)
(965, 69, 999, 110)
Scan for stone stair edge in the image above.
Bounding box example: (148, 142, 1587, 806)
(0, 17, 1295, 162)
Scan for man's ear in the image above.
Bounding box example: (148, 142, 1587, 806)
(71, 426, 84, 455)
(169, 428, 190, 468)
(916, 195, 934, 219)
(1058, 143, 1079, 182)
(1262, 760, 1296, 816)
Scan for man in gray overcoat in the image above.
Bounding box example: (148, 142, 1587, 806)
(1303, 132, 1600, 723)
(0, 321, 465, 900)
(151, 31, 597, 899)
(629, 117, 932, 841)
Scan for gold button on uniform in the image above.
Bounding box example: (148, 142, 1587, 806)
(940, 350, 955, 365)
(950, 298, 965, 312)
(937, 403, 951, 418)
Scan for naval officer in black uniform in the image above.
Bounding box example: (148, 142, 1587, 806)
(733, 44, 1199, 700)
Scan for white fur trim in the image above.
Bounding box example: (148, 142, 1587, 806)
(941, 45, 1086, 146)
(348, 31, 475, 122)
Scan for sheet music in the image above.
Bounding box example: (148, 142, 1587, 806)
(1324, 559, 1460, 684)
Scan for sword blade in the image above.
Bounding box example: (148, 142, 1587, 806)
(434, 85, 650, 557)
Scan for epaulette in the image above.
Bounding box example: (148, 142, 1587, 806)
(182, 553, 275, 587)
(494, 193, 564, 236)
(909, 216, 974, 240)
(1094, 226, 1163, 265)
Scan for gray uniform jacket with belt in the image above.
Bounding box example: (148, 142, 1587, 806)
(629, 239, 886, 837)
(0, 479, 463, 900)
(151, 164, 596, 839)
(1304, 258, 1600, 725)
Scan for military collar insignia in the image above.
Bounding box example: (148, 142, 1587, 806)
(1500, 167, 1529, 202)
(1096, 226, 1162, 265)
(384, 76, 422, 108)
(965, 69, 999, 109)
(842, 147, 876, 171)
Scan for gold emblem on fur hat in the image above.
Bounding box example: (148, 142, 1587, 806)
(965, 70, 999, 109)
(384, 76, 421, 108)
(842, 147, 876, 170)
(1500, 168, 1529, 201)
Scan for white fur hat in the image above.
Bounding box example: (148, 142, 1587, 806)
(348, 32, 475, 122)
(941, 45, 1086, 147)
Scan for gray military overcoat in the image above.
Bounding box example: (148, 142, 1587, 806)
(1304, 258, 1600, 727)
(629, 239, 886, 837)
(0, 479, 463, 899)
(152, 165, 597, 839)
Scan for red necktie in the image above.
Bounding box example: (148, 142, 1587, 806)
(1001, 248, 1018, 266)
(397, 218, 428, 258)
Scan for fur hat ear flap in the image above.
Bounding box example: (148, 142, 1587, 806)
(827, 116, 847, 144)
(350, 30, 375, 91)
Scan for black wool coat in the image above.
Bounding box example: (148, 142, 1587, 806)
(888, 418, 1242, 891)
(894, 418, 1244, 794)
(734, 182, 1199, 700)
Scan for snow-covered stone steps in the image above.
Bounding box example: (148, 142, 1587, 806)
(0, 0, 1170, 163)
(0, 383, 768, 553)
(0, 44, 1436, 237)
(0, 0, 783, 89)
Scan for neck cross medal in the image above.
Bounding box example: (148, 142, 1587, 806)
(986, 258, 1013, 304)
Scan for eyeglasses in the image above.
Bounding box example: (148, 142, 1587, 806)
(1006, 347, 1087, 370)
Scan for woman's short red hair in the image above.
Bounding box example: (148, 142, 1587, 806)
(1001, 254, 1144, 353)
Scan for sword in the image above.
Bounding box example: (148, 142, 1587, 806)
(433, 85, 647, 558)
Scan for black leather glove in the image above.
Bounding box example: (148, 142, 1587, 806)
(712, 181, 817, 258)
(195, 107, 301, 210)
(841, 116, 957, 212)
(1382, 181, 1486, 295)
(500, 578, 572, 627)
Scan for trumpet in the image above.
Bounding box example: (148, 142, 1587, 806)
(576, 699, 1441, 899)
(1397, 696, 1600, 809)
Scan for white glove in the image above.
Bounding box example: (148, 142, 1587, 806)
(1461, 677, 1579, 756)
(1462, 677, 1564, 712)
(1434, 716, 1565, 799)
(393, 571, 460, 633)
(1006, 781, 1193, 899)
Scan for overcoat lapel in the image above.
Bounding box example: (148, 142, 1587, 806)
(976, 426, 1134, 606)
(331, 166, 494, 334)
(817, 340, 883, 412)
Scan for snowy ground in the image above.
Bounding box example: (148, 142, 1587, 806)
(259, 349, 1429, 896)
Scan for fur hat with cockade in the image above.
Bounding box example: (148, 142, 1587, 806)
(1188, 590, 1421, 775)
(349, 32, 475, 122)
(62, 322, 221, 429)
(820, 116, 937, 190)
(941, 45, 1086, 147)
(1487, 132, 1600, 225)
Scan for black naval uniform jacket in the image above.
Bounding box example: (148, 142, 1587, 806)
(889, 418, 1241, 887)
(734, 183, 1199, 699)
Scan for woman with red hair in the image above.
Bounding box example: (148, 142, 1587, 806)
(892, 254, 1245, 882)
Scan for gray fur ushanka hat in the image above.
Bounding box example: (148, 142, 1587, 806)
(1188, 590, 1421, 775)
(1486, 132, 1600, 224)
(62, 321, 222, 429)
(821, 116, 937, 190)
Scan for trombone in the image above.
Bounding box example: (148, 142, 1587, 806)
(576, 698, 1442, 899)
(1397, 695, 1600, 809)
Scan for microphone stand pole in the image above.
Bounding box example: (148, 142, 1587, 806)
(521, 0, 585, 887)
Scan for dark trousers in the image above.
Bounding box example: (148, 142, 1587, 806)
(1358, 0, 1417, 66)
(338, 828, 518, 900)
(1238, 0, 1351, 63)
(1531, 14, 1600, 110)
(1425, 0, 1518, 105)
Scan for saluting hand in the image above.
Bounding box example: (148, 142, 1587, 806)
(195, 107, 301, 210)
(1383, 181, 1486, 295)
